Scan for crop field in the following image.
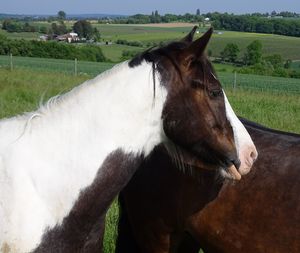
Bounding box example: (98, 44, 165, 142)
(1, 23, 300, 61)
(95, 25, 300, 60)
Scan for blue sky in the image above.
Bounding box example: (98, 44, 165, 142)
(2, 0, 300, 15)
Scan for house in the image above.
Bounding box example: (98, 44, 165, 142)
(56, 32, 80, 43)
(39, 35, 49, 41)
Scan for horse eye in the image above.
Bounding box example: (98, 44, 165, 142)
(209, 89, 223, 98)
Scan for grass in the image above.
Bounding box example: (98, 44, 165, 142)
(0, 55, 299, 95)
(0, 64, 299, 253)
(96, 25, 300, 61)
(2, 23, 300, 62)
(0, 28, 40, 40)
(99, 44, 143, 62)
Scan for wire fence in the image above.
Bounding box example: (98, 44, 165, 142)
(0, 55, 299, 95)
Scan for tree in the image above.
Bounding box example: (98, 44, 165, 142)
(196, 9, 200, 16)
(58, 11, 66, 20)
(93, 27, 101, 41)
(73, 20, 93, 39)
(264, 54, 283, 68)
(220, 43, 240, 63)
(243, 40, 263, 65)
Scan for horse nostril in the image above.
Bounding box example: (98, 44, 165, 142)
(250, 150, 258, 162)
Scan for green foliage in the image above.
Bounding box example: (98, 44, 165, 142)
(264, 54, 283, 68)
(116, 39, 143, 47)
(58, 11, 66, 21)
(49, 22, 67, 35)
(210, 13, 300, 37)
(220, 43, 240, 63)
(0, 36, 106, 62)
(243, 40, 263, 65)
(73, 20, 93, 39)
(121, 50, 140, 60)
(2, 19, 36, 33)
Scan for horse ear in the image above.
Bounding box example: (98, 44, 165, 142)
(182, 27, 213, 66)
(181, 26, 198, 43)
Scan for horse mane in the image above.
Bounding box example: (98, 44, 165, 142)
(240, 117, 300, 138)
(6, 61, 131, 142)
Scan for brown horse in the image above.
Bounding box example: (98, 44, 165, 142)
(116, 118, 300, 253)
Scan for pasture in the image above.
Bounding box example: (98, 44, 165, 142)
(96, 25, 300, 61)
(0, 66, 299, 252)
(1, 23, 300, 61)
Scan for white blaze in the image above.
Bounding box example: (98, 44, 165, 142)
(223, 91, 258, 178)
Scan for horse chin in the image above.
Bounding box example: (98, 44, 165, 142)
(220, 164, 242, 181)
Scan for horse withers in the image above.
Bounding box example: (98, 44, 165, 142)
(0, 27, 256, 252)
(116, 119, 300, 253)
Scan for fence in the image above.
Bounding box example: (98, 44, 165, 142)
(0, 55, 115, 77)
(0, 55, 299, 95)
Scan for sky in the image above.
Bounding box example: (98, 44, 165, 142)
(2, 0, 300, 15)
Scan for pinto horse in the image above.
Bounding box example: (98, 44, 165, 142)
(116, 118, 300, 253)
(0, 28, 256, 252)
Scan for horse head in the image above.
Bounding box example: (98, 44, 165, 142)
(132, 27, 257, 180)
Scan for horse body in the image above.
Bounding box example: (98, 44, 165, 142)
(116, 119, 300, 253)
(0, 61, 167, 252)
(189, 120, 300, 253)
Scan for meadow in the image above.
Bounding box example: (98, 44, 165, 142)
(0, 55, 299, 95)
(1, 23, 300, 61)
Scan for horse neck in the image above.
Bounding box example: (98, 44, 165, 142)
(15, 60, 167, 164)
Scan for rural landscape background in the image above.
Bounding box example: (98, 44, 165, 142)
(0, 5, 299, 252)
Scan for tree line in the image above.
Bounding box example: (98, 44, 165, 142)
(209, 13, 300, 37)
(0, 35, 106, 62)
(218, 40, 300, 78)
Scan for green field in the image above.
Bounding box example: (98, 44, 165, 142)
(1, 23, 300, 62)
(95, 25, 300, 61)
(0, 55, 299, 95)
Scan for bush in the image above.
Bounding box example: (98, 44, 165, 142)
(0, 36, 107, 62)
(116, 39, 144, 47)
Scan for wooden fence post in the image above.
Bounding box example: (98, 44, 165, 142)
(233, 71, 237, 91)
(74, 58, 78, 76)
(10, 53, 13, 71)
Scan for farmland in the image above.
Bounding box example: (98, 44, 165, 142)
(1, 23, 300, 61)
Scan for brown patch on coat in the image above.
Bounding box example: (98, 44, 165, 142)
(33, 149, 143, 253)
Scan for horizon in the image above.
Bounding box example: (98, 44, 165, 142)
(2, 0, 300, 16)
(1, 10, 300, 17)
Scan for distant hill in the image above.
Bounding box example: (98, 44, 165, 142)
(0, 13, 128, 20)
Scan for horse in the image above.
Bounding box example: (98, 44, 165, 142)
(0, 27, 257, 253)
(115, 118, 300, 253)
